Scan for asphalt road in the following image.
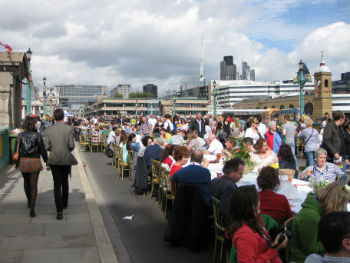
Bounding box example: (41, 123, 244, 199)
(80, 151, 213, 263)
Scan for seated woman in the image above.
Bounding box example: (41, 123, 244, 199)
(257, 167, 293, 225)
(221, 136, 236, 160)
(227, 185, 288, 263)
(170, 146, 190, 177)
(119, 133, 129, 163)
(278, 144, 296, 171)
(126, 134, 140, 155)
(299, 148, 346, 183)
(250, 138, 278, 173)
(159, 144, 176, 171)
(290, 182, 349, 263)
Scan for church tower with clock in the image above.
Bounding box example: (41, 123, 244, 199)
(313, 53, 332, 122)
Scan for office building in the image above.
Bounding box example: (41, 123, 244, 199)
(143, 84, 158, 97)
(56, 84, 107, 110)
(220, 56, 237, 80)
(110, 84, 131, 98)
(241, 61, 255, 80)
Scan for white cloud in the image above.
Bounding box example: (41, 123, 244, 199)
(0, 0, 348, 96)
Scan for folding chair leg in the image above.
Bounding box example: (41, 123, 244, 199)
(213, 237, 217, 262)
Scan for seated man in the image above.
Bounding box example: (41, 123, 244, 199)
(209, 158, 245, 220)
(173, 149, 211, 205)
(204, 134, 224, 155)
(305, 211, 350, 263)
(144, 137, 166, 169)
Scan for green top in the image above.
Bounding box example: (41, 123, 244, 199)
(290, 192, 325, 263)
(102, 129, 111, 136)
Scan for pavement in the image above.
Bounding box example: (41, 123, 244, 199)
(0, 146, 118, 263)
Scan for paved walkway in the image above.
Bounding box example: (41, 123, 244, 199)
(0, 147, 118, 263)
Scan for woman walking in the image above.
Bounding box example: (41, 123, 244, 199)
(17, 116, 48, 217)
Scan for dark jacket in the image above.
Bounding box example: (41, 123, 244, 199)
(164, 183, 210, 252)
(343, 127, 350, 159)
(18, 131, 48, 162)
(190, 118, 205, 138)
(209, 176, 237, 218)
(322, 120, 344, 161)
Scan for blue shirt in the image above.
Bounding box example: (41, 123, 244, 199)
(173, 163, 212, 205)
(144, 143, 163, 168)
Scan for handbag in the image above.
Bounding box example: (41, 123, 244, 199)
(12, 135, 21, 163)
(105, 143, 114, 158)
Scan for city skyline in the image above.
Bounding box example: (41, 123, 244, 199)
(1, 0, 349, 96)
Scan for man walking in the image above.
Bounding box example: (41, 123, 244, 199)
(190, 113, 205, 138)
(322, 111, 347, 169)
(45, 108, 77, 220)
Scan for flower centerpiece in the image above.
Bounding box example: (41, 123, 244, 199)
(229, 137, 254, 169)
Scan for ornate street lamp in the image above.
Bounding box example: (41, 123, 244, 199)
(293, 60, 311, 116)
(42, 77, 47, 117)
(26, 48, 32, 114)
(213, 80, 218, 117)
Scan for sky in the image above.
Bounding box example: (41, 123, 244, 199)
(0, 0, 349, 96)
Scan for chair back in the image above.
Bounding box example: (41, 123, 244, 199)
(278, 169, 295, 181)
(284, 217, 294, 263)
(151, 160, 161, 177)
(212, 197, 226, 233)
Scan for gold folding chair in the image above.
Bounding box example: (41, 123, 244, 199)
(284, 217, 295, 263)
(150, 160, 160, 200)
(100, 134, 108, 152)
(91, 135, 101, 152)
(212, 197, 227, 263)
(118, 148, 132, 180)
(80, 134, 90, 152)
(159, 167, 174, 219)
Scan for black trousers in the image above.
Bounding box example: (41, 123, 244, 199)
(51, 165, 71, 212)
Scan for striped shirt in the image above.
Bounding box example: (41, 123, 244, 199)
(300, 162, 346, 183)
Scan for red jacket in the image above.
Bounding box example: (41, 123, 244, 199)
(259, 190, 293, 225)
(233, 223, 282, 263)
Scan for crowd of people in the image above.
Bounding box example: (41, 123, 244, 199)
(14, 110, 350, 263)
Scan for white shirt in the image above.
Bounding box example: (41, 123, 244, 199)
(107, 130, 116, 144)
(207, 139, 224, 155)
(148, 118, 157, 128)
(163, 120, 174, 131)
(244, 127, 261, 144)
(258, 123, 268, 135)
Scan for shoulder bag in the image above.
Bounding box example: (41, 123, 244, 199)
(12, 135, 21, 163)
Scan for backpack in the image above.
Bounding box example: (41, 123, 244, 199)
(105, 143, 114, 158)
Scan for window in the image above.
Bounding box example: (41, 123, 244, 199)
(289, 104, 294, 108)
(280, 105, 285, 110)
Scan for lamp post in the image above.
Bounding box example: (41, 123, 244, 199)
(42, 77, 47, 117)
(26, 48, 32, 115)
(213, 80, 217, 117)
(293, 60, 311, 117)
(173, 90, 176, 116)
(135, 99, 138, 117)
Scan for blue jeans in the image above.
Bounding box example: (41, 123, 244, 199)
(305, 151, 315, 167)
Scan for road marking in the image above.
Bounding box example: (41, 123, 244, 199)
(74, 146, 119, 263)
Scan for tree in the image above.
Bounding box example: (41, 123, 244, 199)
(114, 93, 123, 98)
(129, 92, 155, 98)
